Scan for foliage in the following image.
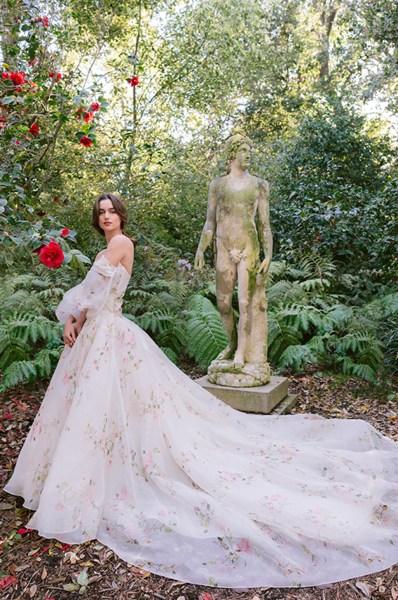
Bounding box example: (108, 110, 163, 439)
(266, 259, 393, 381)
(184, 295, 227, 369)
(267, 101, 397, 276)
(0, 267, 80, 390)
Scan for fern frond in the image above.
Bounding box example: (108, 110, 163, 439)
(278, 344, 318, 370)
(185, 295, 228, 368)
(160, 347, 178, 364)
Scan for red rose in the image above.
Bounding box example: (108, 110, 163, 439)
(28, 59, 37, 66)
(53, 195, 59, 202)
(1, 72, 11, 79)
(48, 71, 55, 78)
(10, 72, 26, 85)
(29, 123, 40, 136)
(0, 116, 6, 129)
(80, 136, 93, 147)
(76, 107, 84, 119)
(90, 102, 100, 111)
(56, 72, 62, 80)
(15, 139, 21, 145)
(14, 86, 23, 93)
(61, 228, 70, 237)
(128, 76, 139, 87)
(39, 241, 64, 268)
(83, 111, 94, 123)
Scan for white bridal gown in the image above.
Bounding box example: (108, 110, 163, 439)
(4, 256, 398, 588)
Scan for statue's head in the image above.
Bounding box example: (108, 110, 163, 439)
(225, 134, 253, 172)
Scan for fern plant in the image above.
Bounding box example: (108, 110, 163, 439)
(0, 267, 80, 391)
(184, 294, 228, 369)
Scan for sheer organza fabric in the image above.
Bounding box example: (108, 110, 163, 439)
(4, 256, 398, 588)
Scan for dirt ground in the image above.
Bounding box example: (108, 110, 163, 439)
(0, 370, 397, 600)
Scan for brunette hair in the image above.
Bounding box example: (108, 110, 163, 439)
(92, 193, 129, 237)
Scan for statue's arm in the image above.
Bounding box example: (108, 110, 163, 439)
(194, 180, 217, 269)
(257, 179, 273, 275)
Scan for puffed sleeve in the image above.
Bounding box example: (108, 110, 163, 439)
(55, 255, 117, 323)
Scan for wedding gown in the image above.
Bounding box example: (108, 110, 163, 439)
(4, 256, 398, 588)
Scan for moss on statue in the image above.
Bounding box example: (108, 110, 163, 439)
(194, 134, 273, 387)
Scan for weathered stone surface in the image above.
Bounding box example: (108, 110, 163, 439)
(194, 134, 272, 385)
(270, 394, 298, 415)
(207, 359, 270, 387)
(196, 375, 289, 414)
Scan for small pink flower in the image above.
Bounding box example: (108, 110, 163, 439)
(119, 487, 129, 501)
(237, 538, 251, 553)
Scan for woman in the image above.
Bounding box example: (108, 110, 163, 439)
(4, 194, 398, 588)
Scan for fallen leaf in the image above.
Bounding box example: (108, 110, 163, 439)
(63, 583, 80, 592)
(391, 587, 398, 600)
(131, 566, 150, 578)
(64, 551, 80, 563)
(199, 594, 213, 600)
(0, 502, 13, 510)
(355, 581, 371, 597)
(15, 564, 30, 572)
(29, 583, 37, 597)
(0, 575, 18, 590)
(41, 566, 47, 580)
(76, 568, 89, 587)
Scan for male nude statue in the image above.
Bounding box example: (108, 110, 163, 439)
(194, 134, 272, 375)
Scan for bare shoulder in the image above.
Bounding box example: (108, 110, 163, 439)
(108, 234, 134, 251)
(95, 249, 106, 261)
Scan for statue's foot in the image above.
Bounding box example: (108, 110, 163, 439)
(217, 344, 236, 361)
(233, 350, 245, 369)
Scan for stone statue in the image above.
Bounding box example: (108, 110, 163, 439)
(194, 134, 272, 387)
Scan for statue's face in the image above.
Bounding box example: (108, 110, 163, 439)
(233, 143, 251, 169)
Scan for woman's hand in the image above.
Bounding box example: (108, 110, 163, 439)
(63, 318, 76, 348)
(73, 321, 84, 337)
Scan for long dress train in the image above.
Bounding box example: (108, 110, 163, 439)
(4, 256, 398, 588)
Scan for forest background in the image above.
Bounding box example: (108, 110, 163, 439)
(1, 0, 398, 390)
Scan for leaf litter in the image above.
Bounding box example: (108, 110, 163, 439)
(0, 373, 397, 599)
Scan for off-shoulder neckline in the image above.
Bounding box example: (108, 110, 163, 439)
(94, 254, 131, 277)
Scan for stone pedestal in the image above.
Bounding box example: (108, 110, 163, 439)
(208, 359, 270, 387)
(196, 375, 297, 414)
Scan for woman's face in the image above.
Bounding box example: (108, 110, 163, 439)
(98, 199, 122, 234)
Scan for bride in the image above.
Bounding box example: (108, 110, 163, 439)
(4, 193, 398, 588)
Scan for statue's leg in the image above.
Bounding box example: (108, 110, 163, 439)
(233, 258, 253, 368)
(216, 248, 237, 360)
